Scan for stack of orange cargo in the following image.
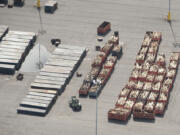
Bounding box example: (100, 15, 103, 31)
(108, 31, 180, 122)
(79, 34, 123, 97)
(79, 52, 105, 96)
(88, 54, 118, 97)
(154, 52, 180, 115)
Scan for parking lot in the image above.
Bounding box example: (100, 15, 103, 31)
(0, 0, 180, 135)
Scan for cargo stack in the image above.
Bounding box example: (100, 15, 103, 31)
(88, 54, 118, 97)
(17, 44, 87, 116)
(132, 64, 164, 120)
(0, 30, 37, 74)
(79, 34, 123, 98)
(108, 31, 162, 122)
(154, 52, 180, 115)
(108, 32, 180, 123)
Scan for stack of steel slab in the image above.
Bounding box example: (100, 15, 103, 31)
(17, 44, 87, 116)
(17, 90, 57, 116)
(0, 30, 37, 74)
(0, 25, 9, 41)
(31, 45, 86, 93)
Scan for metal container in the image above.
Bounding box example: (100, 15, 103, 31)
(97, 21, 111, 35)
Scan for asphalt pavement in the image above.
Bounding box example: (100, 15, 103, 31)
(0, 0, 180, 135)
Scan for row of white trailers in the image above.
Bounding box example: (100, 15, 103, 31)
(17, 45, 87, 116)
(0, 25, 37, 74)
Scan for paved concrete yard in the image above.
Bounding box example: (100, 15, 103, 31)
(0, 0, 180, 135)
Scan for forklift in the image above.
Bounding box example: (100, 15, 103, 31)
(69, 96, 82, 111)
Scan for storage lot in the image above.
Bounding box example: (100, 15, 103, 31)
(0, 0, 180, 135)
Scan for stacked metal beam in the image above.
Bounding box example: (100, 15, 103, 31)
(17, 44, 87, 116)
(0, 30, 37, 74)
